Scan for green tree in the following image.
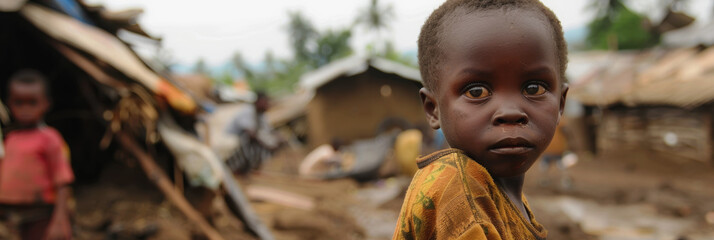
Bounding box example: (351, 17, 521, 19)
(287, 12, 318, 63)
(193, 58, 209, 75)
(215, 71, 235, 86)
(376, 41, 416, 67)
(287, 12, 353, 68)
(356, 0, 394, 55)
(313, 28, 353, 67)
(232, 52, 262, 89)
(585, 0, 659, 50)
(590, 0, 627, 20)
(232, 50, 310, 95)
(232, 9, 416, 95)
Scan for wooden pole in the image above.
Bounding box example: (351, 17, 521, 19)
(174, 163, 184, 194)
(117, 133, 225, 240)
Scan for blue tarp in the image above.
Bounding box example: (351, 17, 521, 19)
(46, 0, 94, 25)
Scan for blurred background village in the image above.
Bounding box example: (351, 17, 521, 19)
(1, 0, 714, 239)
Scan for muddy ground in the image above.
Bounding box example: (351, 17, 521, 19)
(0, 147, 709, 240)
(0, 147, 707, 240)
(254, 148, 714, 240)
(525, 151, 714, 240)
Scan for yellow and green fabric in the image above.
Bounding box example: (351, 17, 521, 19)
(393, 149, 547, 240)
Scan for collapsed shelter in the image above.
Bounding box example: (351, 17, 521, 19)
(1, 1, 272, 239)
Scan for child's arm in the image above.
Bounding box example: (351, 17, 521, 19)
(43, 129, 75, 240)
(46, 185, 71, 240)
(0, 124, 5, 159)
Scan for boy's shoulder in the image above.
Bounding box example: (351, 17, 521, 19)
(396, 149, 504, 238)
(416, 148, 466, 170)
(417, 148, 493, 180)
(412, 148, 495, 199)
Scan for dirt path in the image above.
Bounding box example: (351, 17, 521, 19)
(525, 151, 714, 240)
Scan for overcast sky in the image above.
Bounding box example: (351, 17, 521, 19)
(86, 0, 713, 66)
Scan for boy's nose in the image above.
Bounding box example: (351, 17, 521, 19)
(492, 105, 528, 126)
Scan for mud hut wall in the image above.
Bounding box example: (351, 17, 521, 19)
(595, 106, 713, 163)
(644, 106, 712, 162)
(562, 116, 592, 155)
(306, 68, 425, 147)
(596, 107, 648, 153)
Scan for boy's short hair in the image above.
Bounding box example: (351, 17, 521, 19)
(8, 69, 49, 96)
(418, 0, 568, 91)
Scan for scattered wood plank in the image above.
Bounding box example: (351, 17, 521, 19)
(246, 186, 315, 211)
(220, 166, 275, 240)
(117, 132, 224, 240)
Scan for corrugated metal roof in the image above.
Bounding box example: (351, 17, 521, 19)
(570, 47, 714, 108)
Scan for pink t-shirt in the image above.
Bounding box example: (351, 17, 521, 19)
(0, 126, 74, 204)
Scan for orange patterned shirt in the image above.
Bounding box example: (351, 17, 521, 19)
(393, 149, 547, 240)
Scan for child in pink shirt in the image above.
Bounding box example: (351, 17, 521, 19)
(1, 69, 74, 240)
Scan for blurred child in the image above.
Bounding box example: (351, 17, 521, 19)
(0, 69, 74, 240)
(394, 0, 568, 239)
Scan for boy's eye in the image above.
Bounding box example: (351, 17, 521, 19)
(464, 85, 491, 99)
(523, 83, 547, 96)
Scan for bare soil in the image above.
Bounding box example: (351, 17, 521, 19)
(65, 144, 714, 240)
(525, 150, 714, 240)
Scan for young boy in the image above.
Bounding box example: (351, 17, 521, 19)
(394, 0, 568, 239)
(0, 69, 74, 240)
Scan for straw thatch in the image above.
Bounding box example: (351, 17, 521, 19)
(570, 47, 714, 108)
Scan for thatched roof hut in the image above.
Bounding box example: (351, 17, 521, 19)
(288, 56, 425, 147)
(569, 46, 714, 163)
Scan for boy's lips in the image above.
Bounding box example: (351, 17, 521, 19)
(488, 137, 535, 155)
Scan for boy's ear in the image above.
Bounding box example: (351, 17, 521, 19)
(559, 83, 569, 116)
(419, 87, 440, 129)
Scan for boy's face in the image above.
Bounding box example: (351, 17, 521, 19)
(8, 81, 49, 126)
(420, 9, 568, 178)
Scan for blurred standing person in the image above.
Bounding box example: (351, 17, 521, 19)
(225, 91, 280, 174)
(0, 70, 74, 240)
